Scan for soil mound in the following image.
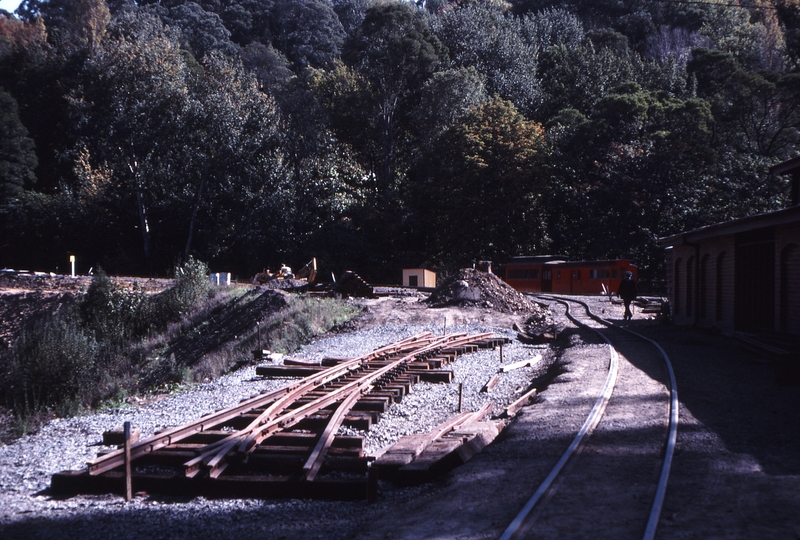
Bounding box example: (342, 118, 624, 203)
(425, 268, 544, 315)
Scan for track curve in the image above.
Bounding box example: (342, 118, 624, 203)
(500, 296, 678, 540)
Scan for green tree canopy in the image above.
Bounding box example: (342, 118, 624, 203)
(410, 97, 549, 269)
(0, 87, 37, 201)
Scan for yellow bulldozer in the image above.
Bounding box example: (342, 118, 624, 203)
(252, 258, 317, 285)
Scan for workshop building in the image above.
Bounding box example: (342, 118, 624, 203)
(659, 157, 800, 335)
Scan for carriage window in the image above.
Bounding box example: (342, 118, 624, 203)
(612, 269, 618, 278)
(572, 270, 581, 280)
(556, 270, 561, 280)
(508, 269, 539, 280)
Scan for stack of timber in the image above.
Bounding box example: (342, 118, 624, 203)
(51, 332, 509, 501)
(372, 403, 502, 485)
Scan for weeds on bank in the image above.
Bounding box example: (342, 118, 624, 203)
(251, 295, 360, 354)
(0, 260, 359, 435)
(0, 258, 210, 433)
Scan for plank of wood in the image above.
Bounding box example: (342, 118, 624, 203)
(283, 357, 319, 366)
(405, 369, 453, 383)
(505, 387, 538, 416)
(481, 373, 500, 393)
(255, 365, 327, 377)
(500, 354, 542, 373)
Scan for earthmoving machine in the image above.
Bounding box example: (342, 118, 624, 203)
(252, 258, 317, 285)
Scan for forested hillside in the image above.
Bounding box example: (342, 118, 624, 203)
(2, 0, 799, 282)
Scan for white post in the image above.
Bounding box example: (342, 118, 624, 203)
(69, 255, 76, 277)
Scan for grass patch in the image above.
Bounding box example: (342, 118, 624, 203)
(257, 295, 360, 354)
(192, 294, 361, 382)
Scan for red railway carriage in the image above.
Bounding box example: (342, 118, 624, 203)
(502, 256, 638, 295)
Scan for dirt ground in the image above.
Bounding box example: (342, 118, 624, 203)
(0, 273, 173, 348)
(347, 295, 800, 539)
(347, 294, 532, 330)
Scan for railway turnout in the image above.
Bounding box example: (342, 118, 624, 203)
(51, 331, 509, 501)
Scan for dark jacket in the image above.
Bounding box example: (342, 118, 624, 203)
(618, 277, 637, 301)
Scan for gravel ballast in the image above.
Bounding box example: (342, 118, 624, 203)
(0, 317, 550, 540)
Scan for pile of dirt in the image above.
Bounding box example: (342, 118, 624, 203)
(260, 278, 311, 290)
(425, 268, 546, 315)
(158, 288, 290, 371)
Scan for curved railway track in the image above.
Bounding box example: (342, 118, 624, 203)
(500, 296, 678, 540)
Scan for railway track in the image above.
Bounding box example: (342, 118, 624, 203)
(51, 331, 509, 501)
(500, 296, 678, 540)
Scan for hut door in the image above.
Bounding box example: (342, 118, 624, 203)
(542, 269, 553, 292)
(780, 244, 800, 334)
(735, 229, 775, 331)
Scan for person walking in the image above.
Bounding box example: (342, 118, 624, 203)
(617, 271, 637, 320)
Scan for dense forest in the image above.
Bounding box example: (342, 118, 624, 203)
(2, 0, 800, 283)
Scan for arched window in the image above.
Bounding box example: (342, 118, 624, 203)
(674, 258, 682, 315)
(686, 257, 695, 318)
(699, 254, 710, 320)
(716, 252, 726, 322)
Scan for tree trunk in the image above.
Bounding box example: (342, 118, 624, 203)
(128, 159, 152, 274)
(184, 173, 207, 262)
(380, 96, 397, 206)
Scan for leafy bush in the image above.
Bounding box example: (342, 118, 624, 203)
(3, 307, 98, 420)
(80, 268, 150, 346)
(0, 259, 362, 434)
(80, 258, 211, 347)
(150, 257, 211, 328)
(1, 259, 212, 432)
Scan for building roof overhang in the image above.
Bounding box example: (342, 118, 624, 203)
(769, 155, 800, 175)
(658, 205, 800, 247)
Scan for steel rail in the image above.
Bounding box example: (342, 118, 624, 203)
(89, 332, 438, 476)
(499, 296, 678, 540)
(237, 332, 491, 454)
(553, 297, 679, 540)
(295, 332, 494, 481)
(88, 332, 500, 479)
(184, 333, 445, 477)
(302, 387, 365, 481)
(196, 360, 393, 478)
(187, 332, 495, 478)
(88, 384, 298, 476)
(499, 298, 619, 540)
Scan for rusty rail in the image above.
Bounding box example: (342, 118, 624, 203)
(54, 331, 507, 501)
